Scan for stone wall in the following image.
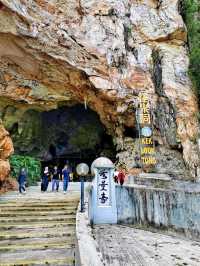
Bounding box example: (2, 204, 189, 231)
(116, 185, 200, 240)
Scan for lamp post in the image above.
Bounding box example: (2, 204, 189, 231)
(76, 163, 89, 212)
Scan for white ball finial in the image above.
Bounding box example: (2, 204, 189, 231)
(91, 157, 114, 175)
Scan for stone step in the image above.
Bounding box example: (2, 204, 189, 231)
(0, 241, 75, 252)
(0, 199, 78, 203)
(0, 250, 75, 266)
(0, 215, 76, 223)
(138, 173, 172, 181)
(0, 202, 77, 207)
(0, 202, 79, 208)
(0, 209, 76, 217)
(134, 179, 171, 188)
(0, 192, 79, 197)
(133, 173, 172, 188)
(0, 221, 75, 230)
(0, 236, 75, 247)
(0, 187, 79, 266)
(0, 206, 77, 211)
(0, 258, 74, 266)
(0, 228, 75, 240)
(0, 224, 75, 235)
(0, 198, 79, 202)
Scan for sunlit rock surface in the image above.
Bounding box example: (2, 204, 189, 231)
(0, 120, 13, 184)
(0, 0, 199, 181)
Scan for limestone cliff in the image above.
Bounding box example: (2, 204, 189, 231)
(0, 119, 13, 183)
(0, 0, 199, 181)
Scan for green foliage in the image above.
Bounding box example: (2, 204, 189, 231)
(10, 155, 41, 186)
(183, 0, 200, 99)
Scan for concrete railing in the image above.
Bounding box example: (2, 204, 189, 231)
(116, 185, 200, 240)
(76, 198, 105, 266)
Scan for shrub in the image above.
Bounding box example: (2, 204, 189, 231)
(10, 155, 41, 186)
(182, 0, 200, 100)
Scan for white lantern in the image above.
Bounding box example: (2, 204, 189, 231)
(76, 163, 89, 176)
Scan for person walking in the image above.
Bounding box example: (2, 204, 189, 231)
(52, 166, 60, 192)
(41, 166, 50, 192)
(62, 164, 71, 194)
(18, 167, 27, 194)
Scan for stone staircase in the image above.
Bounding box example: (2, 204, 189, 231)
(0, 191, 80, 266)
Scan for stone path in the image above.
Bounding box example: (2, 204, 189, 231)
(93, 225, 200, 266)
(0, 183, 80, 266)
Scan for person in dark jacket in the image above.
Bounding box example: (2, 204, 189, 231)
(41, 166, 50, 192)
(62, 164, 71, 194)
(18, 167, 27, 194)
(52, 166, 60, 192)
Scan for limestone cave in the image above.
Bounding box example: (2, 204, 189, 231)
(1, 103, 116, 180)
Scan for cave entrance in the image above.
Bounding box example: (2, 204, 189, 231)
(9, 104, 116, 180)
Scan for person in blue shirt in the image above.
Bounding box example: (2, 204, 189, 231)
(18, 167, 27, 194)
(62, 164, 71, 194)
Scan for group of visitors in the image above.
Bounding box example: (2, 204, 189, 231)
(41, 164, 71, 194)
(17, 161, 126, 194)
(17, 163, 72, 194)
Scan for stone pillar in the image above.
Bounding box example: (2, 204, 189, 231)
(89, 157, 117, 224)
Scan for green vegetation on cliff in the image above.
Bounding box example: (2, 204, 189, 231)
(10, 155, 41, 185)
(183, 0, 200, 98)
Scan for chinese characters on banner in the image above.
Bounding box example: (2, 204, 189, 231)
(97, 168, 111, 207)
(138, 94, 156, 167)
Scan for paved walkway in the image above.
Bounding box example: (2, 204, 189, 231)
(93, 224, 200, 266)
(0, 182, 81, 266)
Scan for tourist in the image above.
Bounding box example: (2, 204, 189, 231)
(114, 170, 119, 183)
(62, 164, 71, 194)
(52, 166, 60, 192)
(117, 170, 126, 186)
(41, 166, 50, 192)
(18, 167, 27, 194)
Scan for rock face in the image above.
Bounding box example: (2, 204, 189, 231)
(0, 120, 14, 183)
(0, 0, 199, 180)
